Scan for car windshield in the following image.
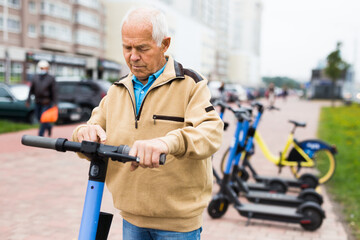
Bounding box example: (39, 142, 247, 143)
(10, 85, 30, 101)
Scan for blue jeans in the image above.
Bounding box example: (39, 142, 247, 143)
(35, 103, 52, 136)
(123, 219, 202, 240)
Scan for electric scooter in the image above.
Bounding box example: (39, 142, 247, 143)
(21, 135, 166, 240)
(214, 101, 290, 193)
(213, 103, 323, 207)
(208, 106, 325, 230)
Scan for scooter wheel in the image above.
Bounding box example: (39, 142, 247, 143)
(268, 180, 287, 193)
(300, 208, 323, 231)
(299, 174, 319, 189)
(301, 193, 323, 205)
(237, 167, 249, 181)
(207, 197, 229, 219)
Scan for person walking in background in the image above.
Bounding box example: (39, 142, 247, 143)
(26, 60, 57, 136)
(282, 85, 289, 102)
(265, 82, 276, 107)
(72, 7, 223, 240)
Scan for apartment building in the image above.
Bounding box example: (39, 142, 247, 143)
(0, 0, 122, 83)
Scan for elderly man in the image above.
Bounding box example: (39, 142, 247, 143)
(72, 7, 223, 240)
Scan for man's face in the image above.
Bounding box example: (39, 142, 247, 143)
(122, 22, 170, 81)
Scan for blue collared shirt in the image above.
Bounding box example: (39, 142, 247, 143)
(132, 63, 167, 115)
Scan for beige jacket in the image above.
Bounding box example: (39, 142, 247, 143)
(72, 56, 223, 232)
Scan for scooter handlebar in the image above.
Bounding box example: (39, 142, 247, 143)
(22, 135, 58, 150)
(21, 135, 166, 165)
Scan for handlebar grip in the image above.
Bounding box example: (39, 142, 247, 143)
(159, 153, 166, 165)
(114, 145, 166, 165)
(21, 135, 57, 150)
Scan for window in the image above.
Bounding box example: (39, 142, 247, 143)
(75, 10, 100, 28)
(0, 16, 21, 33)
(75, 0, 100, 9)
(0, 88, 12, 100)
(0, 0, 21, 9)
(75, 30, 100, 47)
(28, 1, 36, 13)
(11, 62, 22, 83)
(8, 18, 20, 32)
(0, 61, 4, 82)
(28, 24, 36, 37)
(41, 21, 72, 42)
(40, 1, 71, 20)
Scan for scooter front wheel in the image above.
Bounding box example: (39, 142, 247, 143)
(300, 208, 323, 231)
(207, 196, 229, 219)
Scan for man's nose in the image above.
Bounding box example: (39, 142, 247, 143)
(130, 50, 140, 62)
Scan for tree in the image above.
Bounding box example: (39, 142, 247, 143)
(324, 42, 349, 107)
(262, 76, 301, 89)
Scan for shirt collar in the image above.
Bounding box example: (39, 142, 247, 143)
(132, 62, 167, 86)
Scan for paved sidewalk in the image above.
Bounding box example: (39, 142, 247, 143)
(0, 97, 350, 239)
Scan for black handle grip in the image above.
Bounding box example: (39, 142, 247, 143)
(159, 153, 166, 165)
(113, 144, 166, 165)
(21, 135, 57, 150)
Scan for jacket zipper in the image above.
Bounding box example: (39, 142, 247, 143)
(153, 115, 185, 124)
(136, 78, 183, 126)
(117, 77, 184, 129)
(120, 84, 138, 128)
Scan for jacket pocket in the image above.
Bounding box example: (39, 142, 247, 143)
(153, 114, 185, 124)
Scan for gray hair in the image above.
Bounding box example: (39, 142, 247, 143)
(121, 7, 169, 47)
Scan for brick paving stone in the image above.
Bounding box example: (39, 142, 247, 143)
(0, 97, 351, 239)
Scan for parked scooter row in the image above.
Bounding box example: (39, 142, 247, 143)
(208, 100, 337, 231)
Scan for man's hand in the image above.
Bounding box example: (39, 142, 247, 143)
(25, 102, 30, 108)
(76, 125, 107, 144)
(129, 139, 169, 171)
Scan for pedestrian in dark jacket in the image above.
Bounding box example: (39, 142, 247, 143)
(26, 60, 57, 136)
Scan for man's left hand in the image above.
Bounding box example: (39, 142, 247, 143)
(129, 139, 169, 171)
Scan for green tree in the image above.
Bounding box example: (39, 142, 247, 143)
(324, 42, 350, 107)
(262, 76, 301, 89)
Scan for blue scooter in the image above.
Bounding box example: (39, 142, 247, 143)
(21, 135, 165, 240)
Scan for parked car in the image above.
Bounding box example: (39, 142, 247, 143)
(207, 80, 223, 103)
(342, 81, 360, 105)
(0, 83, 81, 124)
(56, 79, 112, 121)
(224, 83, 247, 102)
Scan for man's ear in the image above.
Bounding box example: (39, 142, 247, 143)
(161, 37, 171, 52)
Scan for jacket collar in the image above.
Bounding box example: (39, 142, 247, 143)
(114, 55, 185, 89)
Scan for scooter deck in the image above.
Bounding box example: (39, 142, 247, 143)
(246, 182, 273, 192)
(236, 203, 303, 223)
(246, 191, 303, 207)
(254, 175, 302, 187)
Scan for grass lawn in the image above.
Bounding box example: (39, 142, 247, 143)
(318, 104, 360, 239)
(0, 120, 38, 134)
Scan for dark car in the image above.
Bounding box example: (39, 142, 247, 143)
(0, 83, 82, 124)
(56, 79, 112, 121)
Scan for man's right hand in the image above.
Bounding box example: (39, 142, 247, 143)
(76, 125, 107, 144)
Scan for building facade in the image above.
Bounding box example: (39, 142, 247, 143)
(0, 0, 121, 84)
(227, 0, 262, 86)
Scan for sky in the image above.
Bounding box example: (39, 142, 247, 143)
(260, 0, 360, 82)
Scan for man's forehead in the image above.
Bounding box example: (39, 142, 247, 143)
(122, 20, 152, 34)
